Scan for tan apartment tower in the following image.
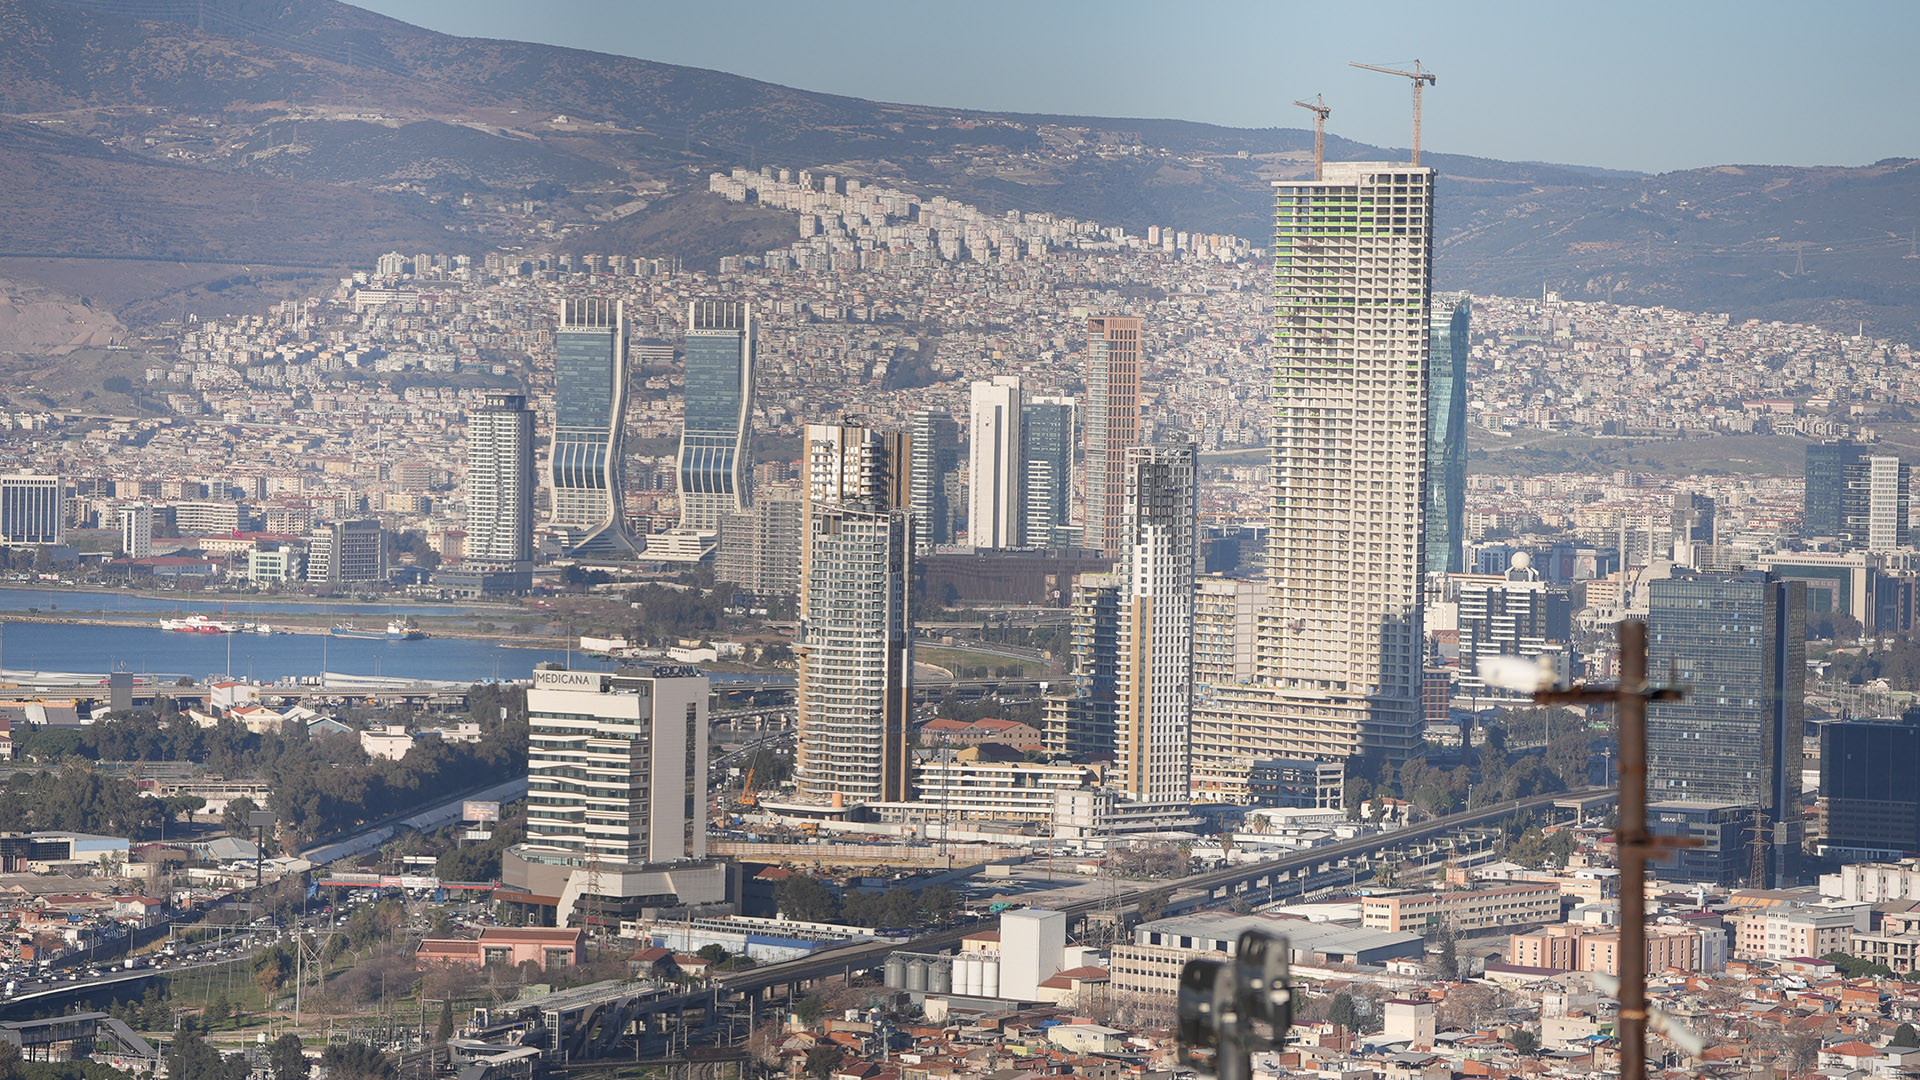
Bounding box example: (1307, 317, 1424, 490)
(795, 423, 915, 805)
(1085, 316, 1141, 559)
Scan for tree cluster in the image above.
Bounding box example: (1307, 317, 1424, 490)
(625, 583, 733, 644)
(1826, 640, 1920, 691)
(12, 687, 528, 846)
(166, 1031, 248, 1080)
(1339, 722, 1585, 824)
(1506, 824, 1577, 869)
(0, 770, 161, 837)
(773, 876, 958, 927)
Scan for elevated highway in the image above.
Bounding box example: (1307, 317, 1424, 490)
(716, 786, 1609, 998)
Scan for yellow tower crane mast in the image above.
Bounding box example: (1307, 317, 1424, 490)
(1348, 59, 1437, 165)
(1292, 94, 1331, 180)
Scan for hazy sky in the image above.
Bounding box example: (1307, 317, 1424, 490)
(356, 0, 1918, 175)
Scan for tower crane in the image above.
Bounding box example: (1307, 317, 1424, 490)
(1292, 94, 1331, 181)
(1348, 60, 1437, 165)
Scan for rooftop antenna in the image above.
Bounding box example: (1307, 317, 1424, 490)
(1292, 95, 1331, 181)
(1349, 60, 1437, 165)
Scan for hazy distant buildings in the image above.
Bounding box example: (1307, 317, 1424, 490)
(1425, 293, 1470, 575)
(1085, 316, 1141, 559)
(1646, 570, 1805, 887)
(118, 503, 153, 560)
(676, 300, 754, 531)
(909, 410, 959, 553)
(466, 392, 536, 580)
(1022, 395, 1076, 548)
(548, 298, 637, 556)
(968, 375, 1023, 549)
(795, 423, 914, 805)
(0, 475, 65, 546)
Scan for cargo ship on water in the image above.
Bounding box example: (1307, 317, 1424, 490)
(330, 620, 427, 641)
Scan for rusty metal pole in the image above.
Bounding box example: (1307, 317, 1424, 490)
(1616, 619, 1649, 1080)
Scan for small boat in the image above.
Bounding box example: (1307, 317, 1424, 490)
(161, 615, 239, 634)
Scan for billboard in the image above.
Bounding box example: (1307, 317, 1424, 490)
(463, 800, 501, 823)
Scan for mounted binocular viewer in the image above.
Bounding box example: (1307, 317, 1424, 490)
(1176, 929, 1295, 1080)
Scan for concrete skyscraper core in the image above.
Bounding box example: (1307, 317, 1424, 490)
(677, 300, 754, 531)
(548, 298, 637, 556)
(1262, 162, 1433, 760)
(1193, 162, 1434, 786)
(1085, 316, 1141, 559)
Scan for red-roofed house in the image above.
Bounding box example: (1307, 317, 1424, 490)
(1820, 1041, 1883, 1071)
(416, 926, 584, 969)
(1036, 965, 1109, 1005)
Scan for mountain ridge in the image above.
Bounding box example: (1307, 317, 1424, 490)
(3, 0, 1919, 345)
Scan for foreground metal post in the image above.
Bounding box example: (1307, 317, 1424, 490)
(1614, 621, 1651, 1080)
(1533, 619, 1683, 1080)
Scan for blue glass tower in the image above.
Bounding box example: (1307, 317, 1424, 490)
(1424, 293, 1470, 574)
(549, 298, 637, 555)
(1647, 570, 1805, 887)
(1021, 395, 1076, 548)
(677, 300, 754, 531)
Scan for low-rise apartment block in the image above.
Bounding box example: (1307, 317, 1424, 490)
(1362, 883, 1563, 934)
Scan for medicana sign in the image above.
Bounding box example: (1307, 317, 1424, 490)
(534, 669, 606, 691)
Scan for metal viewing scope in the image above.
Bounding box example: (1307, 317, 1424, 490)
(1177, 930, 1294, 1080)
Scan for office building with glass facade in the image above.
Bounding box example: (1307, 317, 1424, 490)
(548, 298, 637, 556)
(1425, 293, 1469, 575)
(677, 300, 754, 531)
(1022, 395, 1076, 548)
(1647, 570, 1806, 886)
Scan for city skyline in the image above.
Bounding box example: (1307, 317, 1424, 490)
(16, 4, 1920, 1062)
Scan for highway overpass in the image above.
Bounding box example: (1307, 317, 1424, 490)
(715, 785, 1609, 998)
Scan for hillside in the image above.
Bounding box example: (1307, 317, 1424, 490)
(2, 0, 1919, 345)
